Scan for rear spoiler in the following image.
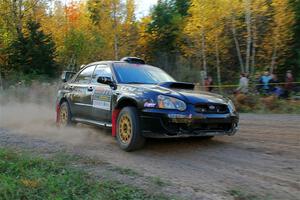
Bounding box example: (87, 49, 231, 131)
(158, 82, 195, 90)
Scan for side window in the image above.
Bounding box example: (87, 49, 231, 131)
(74, 65, 95, 84)
(92, 65, 112, 84)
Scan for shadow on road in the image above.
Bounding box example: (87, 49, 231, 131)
(140, 137, 228, 153)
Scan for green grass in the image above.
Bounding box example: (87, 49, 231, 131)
(229, 189, 272, 200)
(110, 166, 140, 177)
(148, 177, 169, 187)
(0, 148, 169, 200)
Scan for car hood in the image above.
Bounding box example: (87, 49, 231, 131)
(171, 89, 229, 104)
(121, 83, 229, 105)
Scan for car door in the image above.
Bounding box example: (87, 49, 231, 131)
(70, 65, 96, 119)
(90, 64, 113, 123)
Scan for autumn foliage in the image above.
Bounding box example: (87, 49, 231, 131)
(0, 0, 299, 86)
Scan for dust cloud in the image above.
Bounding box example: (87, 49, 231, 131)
(0, 81, 106, 145)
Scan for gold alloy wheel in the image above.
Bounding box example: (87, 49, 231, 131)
(59, 105, 68, 127)
(119, 114, 132, 144)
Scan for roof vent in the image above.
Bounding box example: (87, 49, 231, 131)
(120, 57, 145, 64)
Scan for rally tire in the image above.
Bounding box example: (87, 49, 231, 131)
(58, 101, 73, 127)
(116, 107, 145, 151)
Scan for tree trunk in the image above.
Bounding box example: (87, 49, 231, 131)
(215, 37, 222, 93)
(0, 73, 3, 91)
(112, 1, 119, 60)
(114, 33, 119, 60)
(231, 16, 244, 73)
(11, 0, 23, 35)
(251, 39, 256, 76)
(244, 0, 252, 74)
(251, 19, 257, 76)
(201, 30, 207, 76)
(270, 22, 280, 74)
(270, 44, 277, 73)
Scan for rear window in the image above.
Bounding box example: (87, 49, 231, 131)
(74, 65, 95, 84)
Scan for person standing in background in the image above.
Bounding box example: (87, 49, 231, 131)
(260, 71, 272, 94)
(269, 73, 279, 92)
(253, 72, 262, 94)
(284, 70, 295, 98)
(236, 73, 249, 94)
(204, 76, 213, 92)
(269, 73, 283, 97)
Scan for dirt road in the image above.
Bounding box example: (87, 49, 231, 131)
(0, 113, 299, 200)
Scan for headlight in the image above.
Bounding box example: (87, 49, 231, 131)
(227, 100, 236, 112)
(157, 95, 187, 111)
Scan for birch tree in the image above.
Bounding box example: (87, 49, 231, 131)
(119, 0, 138, 57)
(184, 0, 213, 75)
(244, 0, 252, 74)
(269, 0, 294, 73)
(228, 0, 245, 73)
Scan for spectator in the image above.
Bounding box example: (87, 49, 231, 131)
(269, 74, 279, 92)
(254, 72, 262, 94)
(269, 74, 283, 97)
(236, 73, 249, 94)
(283, 70, 295, 98)
(204, 76, 213, 92)
(259, 71, 272, 94)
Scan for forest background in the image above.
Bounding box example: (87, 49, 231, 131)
(0, 0, 300, 87)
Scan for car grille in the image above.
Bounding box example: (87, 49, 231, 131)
(194, 103, 229, 114)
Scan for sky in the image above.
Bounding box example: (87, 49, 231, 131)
(61, 0, 158, 19)
(135, 0, 158, 18)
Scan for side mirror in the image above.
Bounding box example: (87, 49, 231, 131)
(61, 71, 76, 82)
(97, 76, 115, 86)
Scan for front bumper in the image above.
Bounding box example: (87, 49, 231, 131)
(140, 107, 239, 138)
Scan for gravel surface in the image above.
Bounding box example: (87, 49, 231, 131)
(0, 113, 299, 200)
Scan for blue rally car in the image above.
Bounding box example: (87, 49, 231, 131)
(56, 57, 239, 151)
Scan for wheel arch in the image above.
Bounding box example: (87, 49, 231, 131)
(112, 97, 139, 137)
(56, 97, 72, 123)
(115, 97, 138, 110)
(58, 97, 68, 105)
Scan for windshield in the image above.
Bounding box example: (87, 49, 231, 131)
(113, 63, 175, 84)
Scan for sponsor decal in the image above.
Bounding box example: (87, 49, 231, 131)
(93, 100, 110, 110)
(75, 87, 87, 94)
(168, 114, 187, 119)
(92, 87, 112, 110)
(144, 102, 156, 108)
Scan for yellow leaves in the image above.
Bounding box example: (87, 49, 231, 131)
(125, 0, 136, 23)
(181, 0, 297, 73)
(20, 179, 40, 188)
(183, 0, 230, 56)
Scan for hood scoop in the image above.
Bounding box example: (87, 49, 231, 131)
(158, 82, 195, 90)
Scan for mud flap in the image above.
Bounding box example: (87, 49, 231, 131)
(56, 103, 60, 126)
(112, 109, 120, 137)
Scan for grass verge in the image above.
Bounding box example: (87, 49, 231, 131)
(109, 166, 140, 177)
(229, 189, 271, 200)
(232, 94, 300, 114)
(0, 148, 169, 200)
